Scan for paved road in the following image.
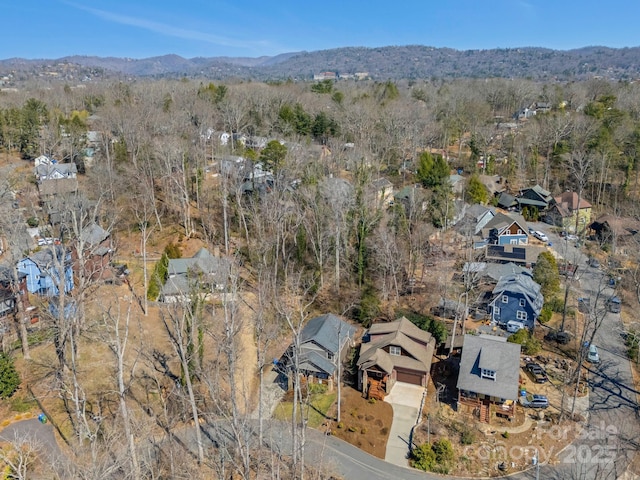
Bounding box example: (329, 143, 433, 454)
(0, 417, 66, 469)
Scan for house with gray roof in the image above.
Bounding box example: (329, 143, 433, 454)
(160, 248, 229, 303)
(282, 314, 357, 385)
(358, 317, 435, 398)
(488, 273, 543, 330)
(481, 212, 529, 246)
(456, 334, 521, 423)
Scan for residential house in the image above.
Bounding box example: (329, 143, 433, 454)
(160, 248, 229, 303)
(34, 155, 55, 168)
(35, 162, 77, 182)
(358, 317, 435, 398)
(17, 247, 74, 296)
(547, 191, 592, 233)
(35, 161, 79, 200)
(456, 334, 521, 423)
(478, 175, 507, 196)
(517, 185, 553, 217)
(496, 192, 518, 211)
(488, 273, 543, 330)
(455, 204, 496, 237)
(589, 215, 640, 255)
(283, 314, 356, 386)
(74, 223, 114, 281)
(0, 265, 30, 319)
(481, 212, 529, 246)
(448, 174, 465, 197)
(371, 178, 394, 208)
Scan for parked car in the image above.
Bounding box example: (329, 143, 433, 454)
(587, 344, 600, 364)
(525, 363, 548, 383)
(607, 296, 621, 314)
(534, 231, 549, 242)
(520, 394, 549, 409)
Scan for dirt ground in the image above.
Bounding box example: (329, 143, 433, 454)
(325, 384, 393, 459)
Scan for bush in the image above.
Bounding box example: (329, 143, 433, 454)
(508, 329, 541, 355)
(411, 443, 436, 471)
(502, 431, 509, 438)
(460, 428, 475, 445)
(26, 216, 39, 227)
(539, 306, 552, 323)
(0, 353, 20, 399)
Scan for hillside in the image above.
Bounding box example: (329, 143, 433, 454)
(1, 45, 640, 81)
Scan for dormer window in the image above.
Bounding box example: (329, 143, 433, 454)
(389, 346, 401, 356)
(502, 295, 508, 303)
(481, 368, 496, 380)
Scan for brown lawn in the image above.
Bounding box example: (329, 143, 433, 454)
(325, 385, 393, 459)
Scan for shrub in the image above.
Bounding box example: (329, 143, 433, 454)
(460, 428, 475, 445)
(502, 431, 510, 438)
(0, 353, 20, 399)
(411, 443, 436, 471)
(368, 398, 376, 404)
(538, 306, 552, 323)
(26, 216, 39, 227)
(348, 425, 357, 432)
(360, 427, 368, 434)
(337, 422, 344, 429)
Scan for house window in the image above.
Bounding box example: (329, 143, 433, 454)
(519, 299, 526, 307)
(510, 239, 518, 245)
(389, 346, 401, 356)
(481, 368, 496, 380)
(493, 307, 500, 316)
(327, 352, 334, 361)
(516, 311, 527, 321)
(517, 229, 523, 234)
(502, 295, 508, 303)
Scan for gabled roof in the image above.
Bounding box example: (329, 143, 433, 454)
(35, 162, 77, 178)
(497, 192, 518, 209)
(80, 223, 109, 246)
(300, 314, 357, 356)
(357, 317, 435, 375)
(456, 334, 521, 400)
(553, 191, 592, 213)
(168, 248, 224, 277)
(37, 178, 79, 196)
(491, 273, 543, 316)
(482, 212, 528, 238)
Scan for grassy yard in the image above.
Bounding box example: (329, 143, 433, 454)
(273, 392, 337, 428)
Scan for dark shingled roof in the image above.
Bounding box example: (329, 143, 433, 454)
(457, 334, 521, 401)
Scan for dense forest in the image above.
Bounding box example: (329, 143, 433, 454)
(0, 73, 639, 478)
(3, 45, 640, 81)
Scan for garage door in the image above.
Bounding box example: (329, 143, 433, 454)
(396, 370, 422, 385)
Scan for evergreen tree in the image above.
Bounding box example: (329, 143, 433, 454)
(0, 353, 20, 399)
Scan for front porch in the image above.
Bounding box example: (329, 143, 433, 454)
(458, 391, 516, 424)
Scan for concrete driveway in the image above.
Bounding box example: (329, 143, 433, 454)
(384, 382, 426, 467)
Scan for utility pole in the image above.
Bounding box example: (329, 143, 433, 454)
(533, 448, 540, 480)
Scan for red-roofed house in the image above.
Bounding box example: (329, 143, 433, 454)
(547, 191, 592, 233)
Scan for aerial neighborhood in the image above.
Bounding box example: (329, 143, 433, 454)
(0, 55, 636, 480)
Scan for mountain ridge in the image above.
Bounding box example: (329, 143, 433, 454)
(2, 45, 639, 80)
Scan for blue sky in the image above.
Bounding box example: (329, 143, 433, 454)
(5, 0, 640, 59)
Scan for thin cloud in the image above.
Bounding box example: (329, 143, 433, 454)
(64, 1, 269, 50)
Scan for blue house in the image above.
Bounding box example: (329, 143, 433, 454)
(489, 273, 543, 330)
(481, 212, 529, 246)
(17, 247, 74, 296)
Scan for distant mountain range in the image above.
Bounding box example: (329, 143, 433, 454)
(2, 45, 640, 81)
